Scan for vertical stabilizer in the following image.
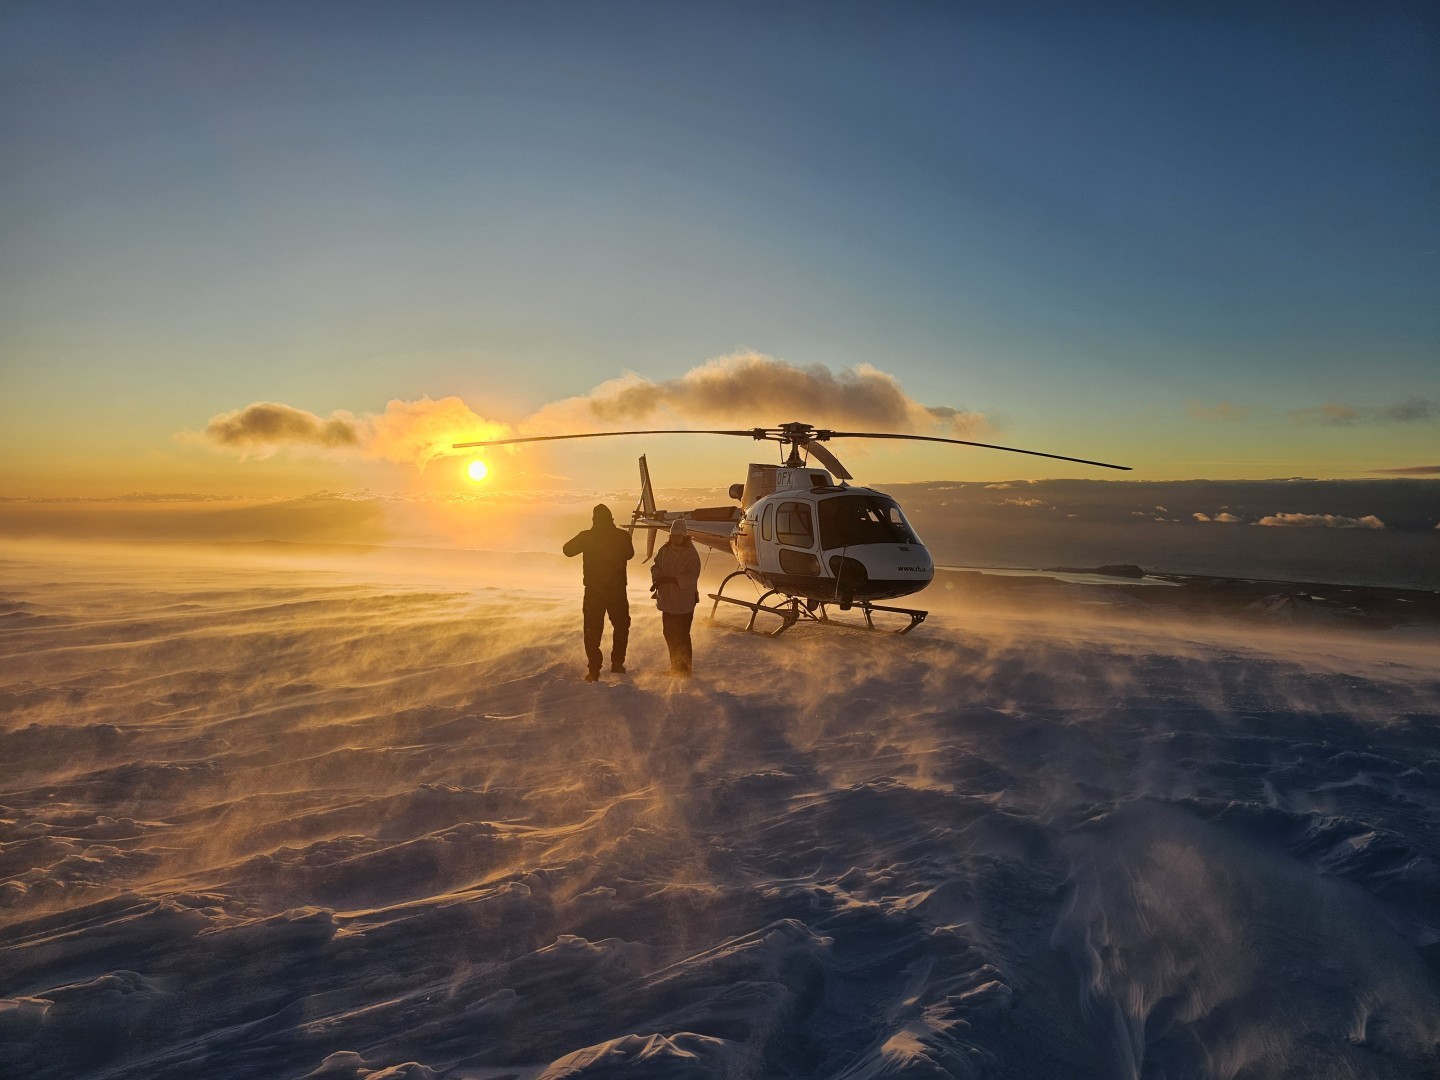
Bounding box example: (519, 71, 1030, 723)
(638, 455, 656, 515)
(635, 455, 658, 561)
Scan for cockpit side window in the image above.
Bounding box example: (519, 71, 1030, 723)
(760, 502, 775, 542)
(775, 501, 815, 548)
(819, 496, 918, 547)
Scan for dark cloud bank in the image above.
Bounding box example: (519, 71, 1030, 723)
(1290, 397, 1438, 426)
(1372, 465, 1440, 476)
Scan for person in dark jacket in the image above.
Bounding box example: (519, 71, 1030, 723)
(562, 504, 634, 682)
(650, 518, 702, 676)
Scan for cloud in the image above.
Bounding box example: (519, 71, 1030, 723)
(1255, 513, 1384, 529)
(195, 397, 510, 465)
(1001, 497, 1049, 508)
(1384, 398, 1439, 422)
(1188, 396, 1440, 429)
(202, 402, 361, 453)
(1369, 465, 1440, 476)
(1290, 397, 1438, 426)
(363, 397, 510, 466)
(192, 353, 987, 468)
(1193, 512, 1243, 523)
(524, 352, 987, 436)
(1292, 403, 1362, 426)
(1187, 401, 1252, 422)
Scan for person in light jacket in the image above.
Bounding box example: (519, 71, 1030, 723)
(650, 519, 702, 676)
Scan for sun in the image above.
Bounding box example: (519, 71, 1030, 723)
(465, 459, 489, 483)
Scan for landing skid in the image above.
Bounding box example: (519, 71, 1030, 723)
(707, 570, 927, 636)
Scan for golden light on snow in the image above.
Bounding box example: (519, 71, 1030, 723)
(466, 458, 490, 483)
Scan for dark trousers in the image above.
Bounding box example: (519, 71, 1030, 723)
(583, 588, 629, 674)
(662, 611, 693, 674)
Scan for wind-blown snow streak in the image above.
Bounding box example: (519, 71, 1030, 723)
(1, 545, 1438, 1079)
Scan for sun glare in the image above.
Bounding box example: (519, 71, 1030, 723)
(466, 459, 489, 483)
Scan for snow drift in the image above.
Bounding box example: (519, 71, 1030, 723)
(2, 542, 1438, 1078)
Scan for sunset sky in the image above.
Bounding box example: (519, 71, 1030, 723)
(3, 2, 1436, 498)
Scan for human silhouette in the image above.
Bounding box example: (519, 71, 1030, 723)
(562, 504, 634, 682)
(650, 519, 701, 676)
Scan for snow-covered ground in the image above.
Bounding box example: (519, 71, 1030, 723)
(2, 542, 1438, 1078)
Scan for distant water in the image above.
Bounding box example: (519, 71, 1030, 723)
(936, 564, 1182, 587)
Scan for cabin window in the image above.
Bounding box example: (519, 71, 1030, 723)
(775, 501, 815, 548)
(760, 503, 774, 542)
(818, 495, 918, 547)
(779, 549, 820, 576)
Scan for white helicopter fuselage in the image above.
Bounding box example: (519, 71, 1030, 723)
(656, 463, 935, 605)
(734, 487, 933, 603)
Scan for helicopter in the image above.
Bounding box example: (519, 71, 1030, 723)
(453, 421, 1129, 635)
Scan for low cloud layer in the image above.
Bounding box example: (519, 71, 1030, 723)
(525, 352, 987, 435)
(192, 353, 987, 465)
(205, 402, 361, 450)
(196, 398, 509, 465)
(1290, 397, 1438, 426)
(1193, 512, 1244, 523)
(1256, 513, 1384, 529)
(1370, 465, 1440, 476)
(1189, 398, 1438, 429)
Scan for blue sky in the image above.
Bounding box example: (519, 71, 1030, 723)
(2, 2, 1436, 494)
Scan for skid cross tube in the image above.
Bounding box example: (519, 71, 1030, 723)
(855, 600, 929, 634)
(709, 590, 800, 636)
(708, 571, 799, 636)
(708, 569, 927, 636)
(804, 598, 928, 634)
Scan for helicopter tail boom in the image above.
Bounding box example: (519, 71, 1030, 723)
(630, 454, 739, 562)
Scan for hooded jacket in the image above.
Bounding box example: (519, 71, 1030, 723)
(562, 505, 634, 590)
(651, 523, 701, 613)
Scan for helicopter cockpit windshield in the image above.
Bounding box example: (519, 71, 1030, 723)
(818, 495, 919, 547)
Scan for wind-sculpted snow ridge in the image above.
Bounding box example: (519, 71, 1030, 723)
(1, 545, 1438, 1079)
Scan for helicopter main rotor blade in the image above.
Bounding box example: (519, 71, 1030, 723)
(452, 428, 765, 449)
(823, 431, 1131, 471)
(450, 423, 1129, 470)
(801, 440, 853, 481)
